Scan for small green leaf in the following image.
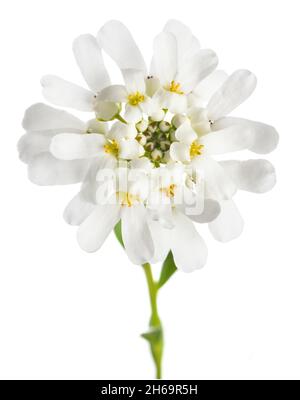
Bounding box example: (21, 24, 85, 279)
(141, 327, 162, 344)
(114, 221, 124, 247)
(157, 251, 177, 289)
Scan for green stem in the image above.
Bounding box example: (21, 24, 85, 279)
(115, 114, 127, 124)
(142, 263, 163, 379)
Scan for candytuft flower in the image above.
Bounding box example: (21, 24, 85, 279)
(18, 19, 278, 379)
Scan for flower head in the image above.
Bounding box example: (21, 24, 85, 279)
(18, 20, 278, 272)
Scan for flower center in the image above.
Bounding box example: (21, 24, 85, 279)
(104, 140, 119, 157)
(127, 92, 145, 106)
(166, 80, 184, 95)
(137, 120, 174, 165)
(117, 191, 140, 207)
(161, 184, 177, 198)
(190, 141, 204, 159)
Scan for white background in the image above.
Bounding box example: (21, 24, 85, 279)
(0, 0, 299, 380)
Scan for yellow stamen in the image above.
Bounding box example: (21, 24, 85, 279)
(117, 191, 140, 207)
(190, 141, 204, 159)
(127, 91, 145, 106)
(166, 80, 184, 95)
(104, 140, 119, 157)
(161, 184, 177, 198)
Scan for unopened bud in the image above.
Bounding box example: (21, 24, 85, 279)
(151, 149, 163, 161)
(137, 134, 147, 146)
(145, 142, 155, 152)
(172, 114, 187, 128)
(136, 119, 148, 132)
(160, 140, 171, 151)
(159, 121, 171, 132)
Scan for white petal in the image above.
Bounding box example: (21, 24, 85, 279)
(41, 75, 95, 112)
(171, 211, 208, 272)
(130, 157, 153, 172)
(98, 20, 146, 72)
(64, 191, 96, 226)
(192, 156, 237, 200)
(213, 117, 279, 154)
(118, 139, 144, 159)
(77, 204, 121, 253)
(108, 121, 137, 141)
(122, 69, 146, 93)
(124, 104, 142, 123)
(164, 19, 201, 66)
(170, 142, 191, 162)
(152, 32, 177, 85)
(209, 200, 244, 242)
(207, 70, 257, 120)
(156, 90, 187, 114)
(121, 205, 154, 264)
(94, 101, 120, 121)
(86, 119, 108, 134)
(22, 103, 85, 132)
(193, 70, 229, 103)
(148, 218, 171, 263)
(188, 199, 221, 223)
(73, 34, 110, 93)
(18, 132, 54, 164)
(175, 121, 198, 144)
(201, 125, 253, 154)
(28, 153, 89, 185)
(220, 159, 276, 193)
(176, 49, 218, 93)
(97, 85, 127, 102)
(50, 133, 106, 160)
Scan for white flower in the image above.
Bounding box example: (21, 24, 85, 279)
(41, 34, 118, 121)
(18, 20, 279, 272)
(77, 167, 154, 265)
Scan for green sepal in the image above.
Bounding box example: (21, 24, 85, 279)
(157, 251, 177, 289)
(114, 221, 124, 248)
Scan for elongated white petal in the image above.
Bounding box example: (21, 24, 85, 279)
(213, 117, 279, 154)
(192, 156, 237, 200)
(176, 49, 218, 93)
(207, 70, 257, 120)
(18, 132, 55, 164)
(209, 200, 244, 242)
(220, 159, 276, 193)
(155, 89, 187, 114)
(152, 32, 177, 85)
(73, 34, 110, 93)
(118, 139, 144, 159)
(171, 211, 208, 272)
(77, 204, 121, 253)
(94, 101, 120, 121)
(97, 85, 127, 102)
(148, 218, 171, 263)
(175, 121, 198, 144)
(50, 133, 106, 160)
(28, 153, 89, 185)
(124, 104, 143, 123)
(98, 20, 146, 72)
(121, 205, 154, 264)
(193, 70, 229, 103)
(64, 191, 96, 226)
(188, 199, 221, 223)
(122, 69, 146, 93)
(164, 19, 201, 66)
(41, 75, 95, 111)
(201, 125, 253, 154)
(170, 142, 191, 162)
(22, 103, 85, 132)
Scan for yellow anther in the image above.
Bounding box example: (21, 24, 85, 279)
(117, 192, 140, 207)
(190, 141, 204, 159)
(104, 140, 119, 157)
(166, 80, 184, 95)
(127, 91, 145, 106)
(161, 184, 177, 198)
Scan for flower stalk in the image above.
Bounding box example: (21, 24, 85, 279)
(141, 263, 163, 379)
